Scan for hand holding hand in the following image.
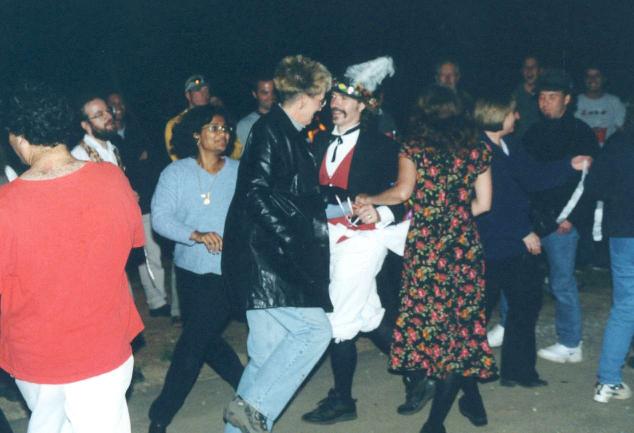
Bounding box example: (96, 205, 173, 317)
(522, 232, 542, 255)
(556, 220, 573, 234)
(571, 155, 592, 171)
(352, 204, 380, 224)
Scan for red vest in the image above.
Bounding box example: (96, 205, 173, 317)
(319, 146, 356, 189)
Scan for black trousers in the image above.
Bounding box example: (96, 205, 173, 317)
(149, 267, 244, 425)
(331, 252, 402, 400)
(485, 253, 543, 382)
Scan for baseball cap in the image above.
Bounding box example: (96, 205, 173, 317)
(537, 69, 574, 94)
(184, 75, 208, 92)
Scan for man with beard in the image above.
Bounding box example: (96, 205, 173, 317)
(72, 95, 124, 168)
(301, 57, 433, 425)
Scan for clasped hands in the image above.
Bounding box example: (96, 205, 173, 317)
(190, 230, 222, 254)
(351, 194, 379, 224)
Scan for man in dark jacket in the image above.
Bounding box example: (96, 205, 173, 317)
(586, 128, 634, 403)
(523, 69, 599, 364)
(222, 55, 333, 433)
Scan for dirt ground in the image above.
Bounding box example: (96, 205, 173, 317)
(4, 268, 634, 433)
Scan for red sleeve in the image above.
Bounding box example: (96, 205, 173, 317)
(109, 165, 145, 248)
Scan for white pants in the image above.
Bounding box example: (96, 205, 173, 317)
(326, 228, 388, 342)
(139, 213, 168, 309)
(16, 356, 134, 433)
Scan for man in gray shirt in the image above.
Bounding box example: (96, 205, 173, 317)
(236, 77, 276, 153)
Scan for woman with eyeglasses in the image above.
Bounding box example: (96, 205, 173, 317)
(148, 105, 244, 433)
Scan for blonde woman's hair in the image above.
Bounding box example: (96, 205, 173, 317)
(274, 55, 332, 103)
(474, 95, 517, 132)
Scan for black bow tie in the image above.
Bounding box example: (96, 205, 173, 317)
(330, 125, 360, 162)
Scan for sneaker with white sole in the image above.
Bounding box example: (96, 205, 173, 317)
(487, 324, 504, 348)
(594, 382, 632, 403)
(537, 342, 583, 363)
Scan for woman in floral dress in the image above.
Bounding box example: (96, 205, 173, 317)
(356, 85, 496, 433)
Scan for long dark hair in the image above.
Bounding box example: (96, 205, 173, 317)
(407, 84, 479, 153)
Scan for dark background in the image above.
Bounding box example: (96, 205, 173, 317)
(2, 0, 634, 136)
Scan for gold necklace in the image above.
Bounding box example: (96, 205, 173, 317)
(195, 159, 222, 205)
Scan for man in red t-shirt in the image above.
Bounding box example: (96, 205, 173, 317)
(0, 82, 144, 433)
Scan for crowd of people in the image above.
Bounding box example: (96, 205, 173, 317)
(0, 51, 632, 433)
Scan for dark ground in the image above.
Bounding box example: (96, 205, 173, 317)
(3, 268, 633, 433)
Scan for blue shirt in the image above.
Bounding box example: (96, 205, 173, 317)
(151, 157, 239, 275)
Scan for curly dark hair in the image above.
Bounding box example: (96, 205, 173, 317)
(171, 105, 235, 159)
(407, 84, 479, 153)
(3, 81, 77, 147)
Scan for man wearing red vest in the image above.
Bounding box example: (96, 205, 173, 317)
(302, 57, 434, 425)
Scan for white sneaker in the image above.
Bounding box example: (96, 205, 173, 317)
(594, 383, 632, 403)
(537, 342, 583, 363)
(487, 324, 505, 348)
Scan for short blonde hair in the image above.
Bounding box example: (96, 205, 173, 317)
(474, 95, 517, 132)
(274, 55, 332, 103)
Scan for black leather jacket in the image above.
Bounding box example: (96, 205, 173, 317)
(222, 105, 332, 312)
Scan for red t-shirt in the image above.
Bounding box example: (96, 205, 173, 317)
(0, 162, 144, 384)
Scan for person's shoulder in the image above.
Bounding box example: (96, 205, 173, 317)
(238, 111, 260, 125)
(604, 93, 624, 105)
(224, 158, 239, 171)
(89, 161, 124, 178)
(166, 108, 189, 127)
(70, 143, 87, 159)
(166, 157, 195, 172)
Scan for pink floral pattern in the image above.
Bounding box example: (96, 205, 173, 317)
(390, 140, 497, 380)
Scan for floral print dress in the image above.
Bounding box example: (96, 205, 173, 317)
(389, 140, 497, 380)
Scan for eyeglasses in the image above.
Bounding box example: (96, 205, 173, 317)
(88, 108, 113, 121)
(204, 124, 233, 134)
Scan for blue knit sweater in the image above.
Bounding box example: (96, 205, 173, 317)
(151, 157, 238, 275)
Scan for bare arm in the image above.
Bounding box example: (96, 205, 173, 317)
(356, 156, 416, 206)
(471, 167, 492, 216)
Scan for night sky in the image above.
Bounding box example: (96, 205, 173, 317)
(3, 0, 634, 131)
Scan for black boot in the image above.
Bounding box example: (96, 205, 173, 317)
(420, 373, 463, 433)
(397, 372, 436, 415)
(458, 377, 487, 426)
(301, 389, 357, 424)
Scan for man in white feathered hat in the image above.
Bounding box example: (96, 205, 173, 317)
(301, 56, 435, 425)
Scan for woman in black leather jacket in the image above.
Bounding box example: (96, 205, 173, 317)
(222, 55, 334, 433)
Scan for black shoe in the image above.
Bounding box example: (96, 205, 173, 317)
(149, 304, 171, 317)
(500, 377, 548, 388)
(148, 421, 167, 433)
(420, 422, 447, 433)
(458, 395, 487, 426)
(397, 376, 436, 415)
(301, 389, 357, 425)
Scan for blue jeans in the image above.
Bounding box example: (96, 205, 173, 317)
(541, 227, 582, 347)
(597, 238, 634, 384)
(224, 307, 332, 432)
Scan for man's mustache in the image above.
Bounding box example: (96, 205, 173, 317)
(332, 108, 347, 117)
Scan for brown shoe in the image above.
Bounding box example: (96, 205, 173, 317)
(223, 396, 269, 433)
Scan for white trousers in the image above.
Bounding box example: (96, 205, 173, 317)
(16, 355, 134, 433)
(326, 228, 388, 342)
(139, 213, 168, 309)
